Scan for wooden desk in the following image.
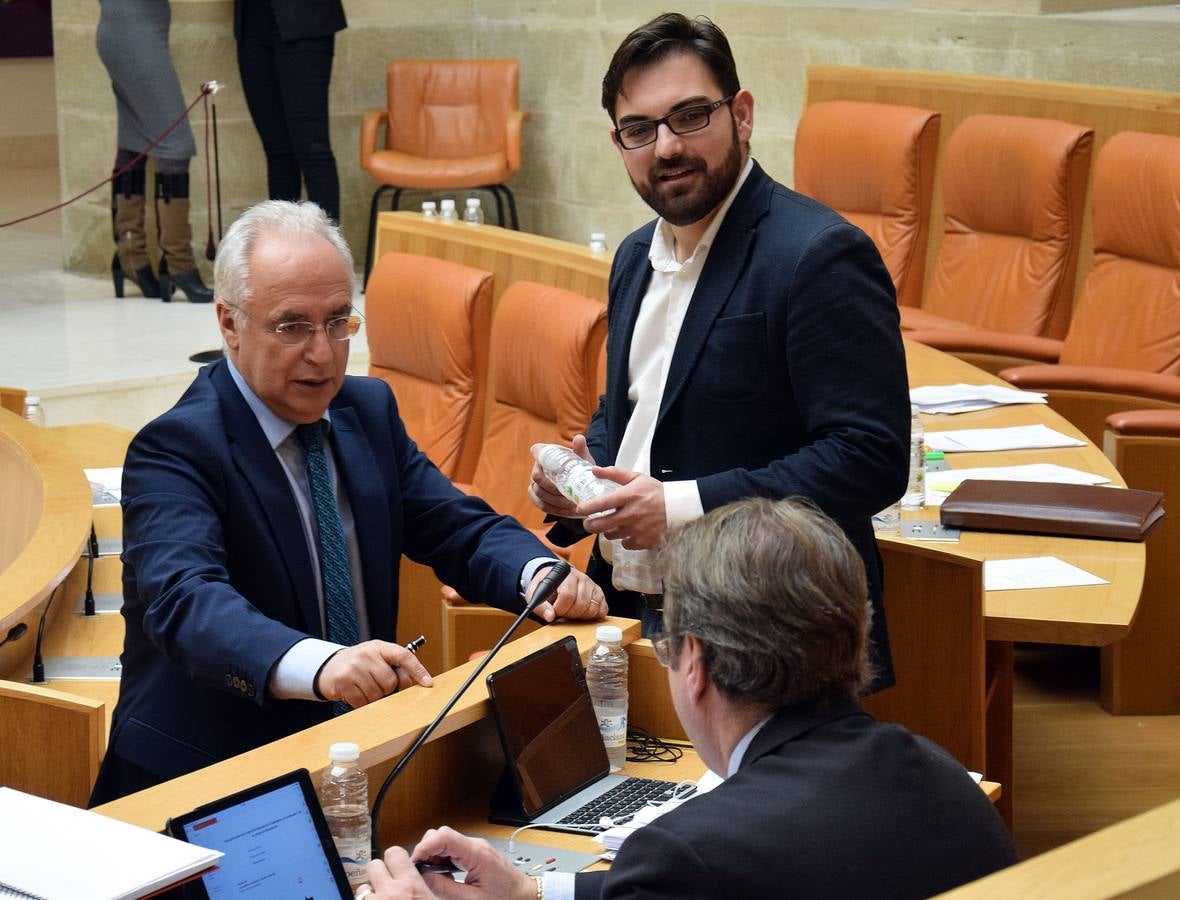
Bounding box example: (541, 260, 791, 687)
(0, 410, 92, 678)
(372, 212, 611, 306)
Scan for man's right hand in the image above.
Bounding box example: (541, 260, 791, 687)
(528, 434, 594, 518)
(316, 640, 433, 710)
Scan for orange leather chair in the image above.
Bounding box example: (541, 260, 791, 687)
(903, 115, 1094, 372)
(365, 252, 493, 482)
(794, 100, 940, 309)
(360, 58, 527, 284)
(1100, 410, 1180, 715)
(1001, 131, 1180, 444)
(453, 280, 607, 549)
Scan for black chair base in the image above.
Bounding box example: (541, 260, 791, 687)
(363, 183, 520, 289)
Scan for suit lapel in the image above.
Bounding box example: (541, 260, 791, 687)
(606, 236, 654, 462)
(212, 362, 322, 636)
(657, 163, 773, 427)
(329, 404, 396, 640)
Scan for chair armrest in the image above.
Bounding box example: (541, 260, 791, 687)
(899, 307, 974, 332)
(360, 109, 389, 173)
(506, 109, 527, 174)
(1001, 364, 1180, 403)
(1107, 409, 1180, 437)
(907, 329, 1063, 365)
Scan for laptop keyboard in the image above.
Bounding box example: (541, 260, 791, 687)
(556, 777, 686, 828)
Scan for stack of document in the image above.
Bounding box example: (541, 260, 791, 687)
(0, 787, 221, 899)
(910, 384, 1047, 415)
(925, 424, 1086, 453)
(598, 770, 722, 857)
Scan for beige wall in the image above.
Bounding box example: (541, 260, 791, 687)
(52, 0, 1180, 276)
(0, 57, 57, 168)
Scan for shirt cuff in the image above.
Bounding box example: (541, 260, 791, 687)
(543, 872, 576, 900)
(268, 637, 345, 701)
(521, 556, 562, 596)
(663, 479, 704, 529)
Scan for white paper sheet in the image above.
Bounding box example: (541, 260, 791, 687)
(925, 463, 1109, 506)
(84, 466, 123, 507)
(984, 557, 1109, 591)
(925, 425, 1086, 453)
(910, 383, 1047, 415)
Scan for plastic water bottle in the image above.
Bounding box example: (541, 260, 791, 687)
(533, 444, 662, 594)
(421, 200, 438, 219)
(463, 197, 485, 226)
(439, 198, 458, 223)
(589, 231, 608, 254)
(22, 396, 45, 427)
(319, 742, 370, 887)
(586, 625, 628, 772)
(902, 404, 926, 510)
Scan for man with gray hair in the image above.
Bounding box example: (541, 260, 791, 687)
(90, 200, 606, 804)
(366, 498, 1017, 899)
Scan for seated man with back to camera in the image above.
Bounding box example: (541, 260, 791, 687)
(365, 497, 1018, 900)
(89, 200, 606, 805)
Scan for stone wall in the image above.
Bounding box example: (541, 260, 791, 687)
(52, 0, 1180, 277)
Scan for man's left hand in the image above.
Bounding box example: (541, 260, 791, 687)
(363, 845, 438, 899)
(578, 468, 667, 550)
(527, 564, 607, 622)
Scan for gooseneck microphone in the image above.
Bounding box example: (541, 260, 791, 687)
(369, 561, 572, 855)
(30, 582, 64, 684)
(0, 622, 28, 650)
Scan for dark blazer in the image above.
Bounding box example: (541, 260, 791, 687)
(563, 161, 910, 687)
(233, 0, 346, 42)
(93, 362, 546, 799)
(576, 703, 1018, 900)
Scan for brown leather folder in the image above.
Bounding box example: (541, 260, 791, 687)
(939, 480, 1166, 541)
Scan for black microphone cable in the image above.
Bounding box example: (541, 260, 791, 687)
(368, 561, 572, 856)
(31, 582, 64, 684)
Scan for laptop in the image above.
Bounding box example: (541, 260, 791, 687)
(165, 769, 353, 899)
(485, 636, 690, 835)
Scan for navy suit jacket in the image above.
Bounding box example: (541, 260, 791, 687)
(565, 161, 910, 687)
(575, 703, 1018, 900)
(93, 362, 547, 798)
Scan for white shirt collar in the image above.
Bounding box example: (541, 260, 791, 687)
(726, 713, 773, 779)
(649, 156, 755, 273)
(224, 355, 331, 451)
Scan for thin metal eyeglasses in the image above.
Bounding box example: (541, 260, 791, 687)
(229, 305, 364, 346)
(614, 95, 735, 150)
(651, 630, 676, 668)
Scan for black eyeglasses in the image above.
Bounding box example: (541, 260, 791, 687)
(229, 305, 364, 346)
(614, 96, 735, 150)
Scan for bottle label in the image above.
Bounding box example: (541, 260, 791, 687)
(334, 837, 371, 886)
(597, 712, 627, 748)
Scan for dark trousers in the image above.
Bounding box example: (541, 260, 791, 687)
(237, 5, 340, 222)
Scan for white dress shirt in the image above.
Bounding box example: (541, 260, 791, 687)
(601, 159, 754, 569)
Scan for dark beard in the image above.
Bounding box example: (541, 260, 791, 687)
(631, 122, 743, 226)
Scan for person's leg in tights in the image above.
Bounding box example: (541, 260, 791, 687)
(272, 34, 340, 221)
(236, 4, 301, 203)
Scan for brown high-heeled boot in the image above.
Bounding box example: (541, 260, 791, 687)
(111, 162, 161, 298)
(155, 171, 213, 303)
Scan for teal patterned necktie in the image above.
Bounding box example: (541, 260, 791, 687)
(296, 421, 359, 715)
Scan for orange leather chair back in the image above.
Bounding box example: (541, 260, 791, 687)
(925, 114, 1093, 339)
(387, 59, 518, 164)
(366, 252, 493, 482)
(1059, 131, 1180, 375)
(468, 282, 607, 527)
(795, 100, 940, 308)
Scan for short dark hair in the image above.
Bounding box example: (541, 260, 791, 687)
(661, 497, 873, 708)
(601, 13, 741, 123)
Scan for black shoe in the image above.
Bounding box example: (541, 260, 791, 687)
(160, 262, 213, 303)
(111, 252, 162, 299)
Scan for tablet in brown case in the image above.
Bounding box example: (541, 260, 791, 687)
(939, 480, 1166, 541)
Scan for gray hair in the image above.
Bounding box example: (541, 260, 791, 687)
(213, 200, 355, 321)
(662, 497, 872, 708)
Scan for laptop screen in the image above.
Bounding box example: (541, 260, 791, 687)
(486, 636, 610, 817)
(167, 770, 351, 899)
